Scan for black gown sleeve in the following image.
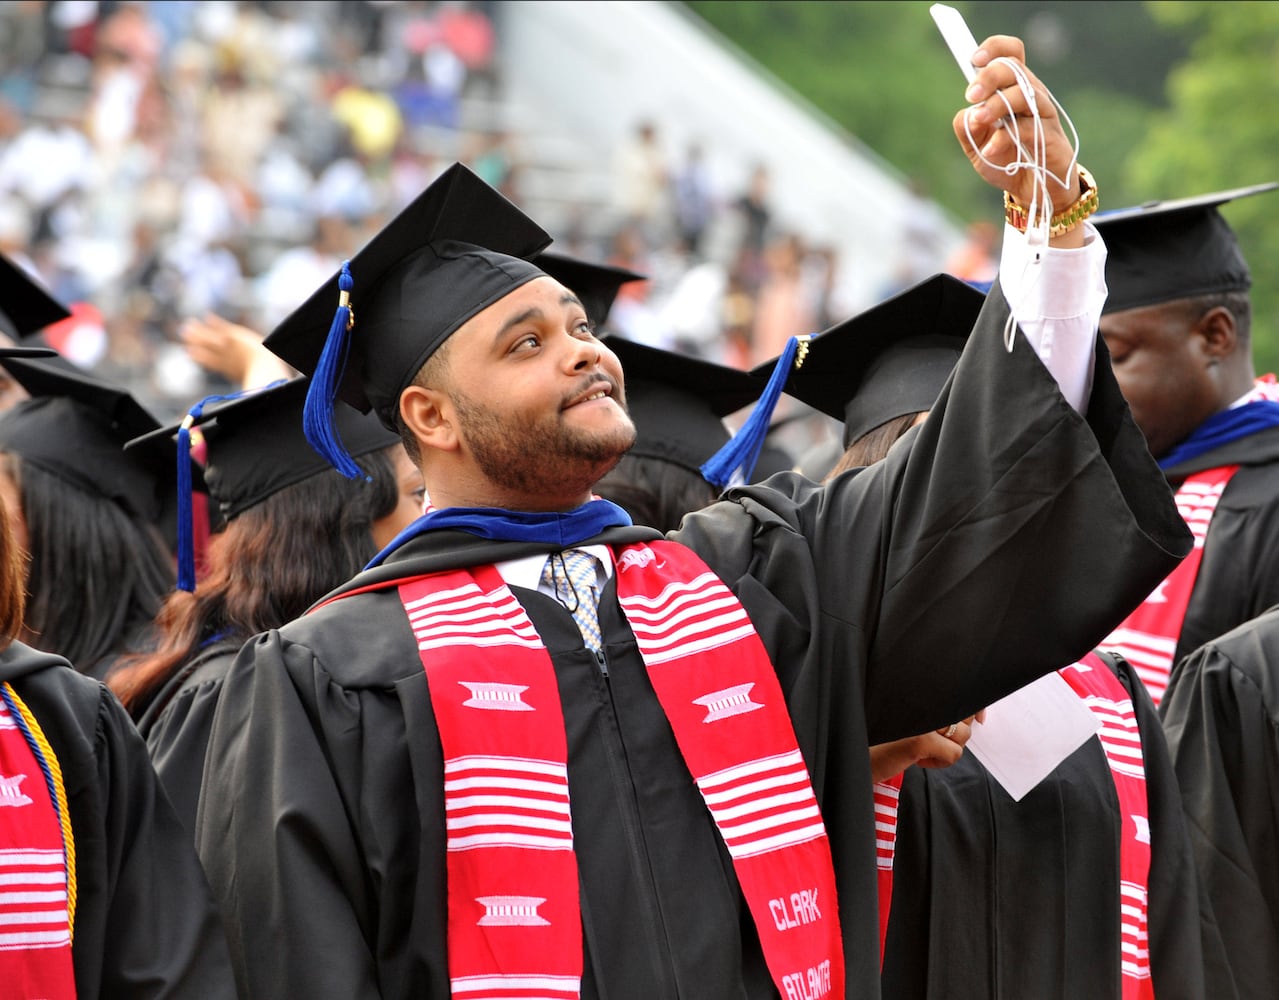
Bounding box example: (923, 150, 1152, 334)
(141, 649, 237, 840)
(677, 287, 1190, 744)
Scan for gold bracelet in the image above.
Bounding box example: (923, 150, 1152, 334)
(1004, 165, 1098, 237)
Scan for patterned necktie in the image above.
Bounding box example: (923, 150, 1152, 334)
(541, 549, 602, 650)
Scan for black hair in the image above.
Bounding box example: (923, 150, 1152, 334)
(6, 453, 175, 673)
(111, 445, 399, 715)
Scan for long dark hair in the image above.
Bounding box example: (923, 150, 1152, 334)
(0, 488, 25, 648)
(110, 445, 399, 715)
(824, 413, 922, 480)
(3, 452, 175, 671)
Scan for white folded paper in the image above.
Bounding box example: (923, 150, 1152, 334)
(965, 670, 1101, 801)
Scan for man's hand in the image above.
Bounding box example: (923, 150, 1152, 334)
(180, 314, 295, 390)
(869, 712, 983, 783)
(953, 35, 1080, 218)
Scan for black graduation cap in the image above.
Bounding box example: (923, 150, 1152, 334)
(131, 378, 401, 523)
(765, 273, 986, 448)
(1094, 181, 1279, 314)
(126, 377, 401, 591)
(0, 253, 71, 340)
(0, 355, 179, 522)
(261, 163, 552, 478)
(604, 336, 772, 475)
(533, 252, 646, 329)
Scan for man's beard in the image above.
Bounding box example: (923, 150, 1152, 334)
(452, 388, 636, 499)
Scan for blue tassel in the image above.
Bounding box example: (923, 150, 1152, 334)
(303, 261, 369, 480)
(700, 334, 807, 490)
(175, 415, 197, 592)
(174, 381, 290, 592)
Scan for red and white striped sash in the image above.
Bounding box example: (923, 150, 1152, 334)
(0, 686, 75, 1000)
(1099, 465, 1239, 705)
(396, 540, 844, 1000)
(401, 565, 581, 1000)
(873, 775, 903, 966)
(1061, 652, 1153, 999)
(874, 655, 1153, 996)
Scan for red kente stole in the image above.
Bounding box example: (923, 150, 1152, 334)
(395, 539, 844, 1000)
(874, 655, 1153, 996)
(1060, 652, 1154, 999)
(872, 774, 902, 967)
(1099, 465, 1239, 705)
(0, 682, 76, 1000)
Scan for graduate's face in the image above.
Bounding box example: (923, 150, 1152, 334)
(434, 277, 636, 507)
(1100, 300, 1226, 460)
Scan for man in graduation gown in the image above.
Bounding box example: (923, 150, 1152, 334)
(194, 38, 1189, 999)
(0, 346, 236, 999)
(773, 274, 1213, 1000)
(1093, 183, 1279, 705)
(1160, 603, 1279, 996)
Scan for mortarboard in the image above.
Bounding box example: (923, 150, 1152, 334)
(764, 273, 986, 448)
(127, 377, 401, 590)
(603, 336, 772, 476)
(130, 378, 402, 523)
(534, 252, 647, 330)
(261, 163, 552, 478)
(0, 253, 71, 340)
(1094, 181, 1279, 314)
(0, 356, 181, 522)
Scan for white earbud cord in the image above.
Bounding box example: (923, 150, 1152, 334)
(961, 56, 1082, 350)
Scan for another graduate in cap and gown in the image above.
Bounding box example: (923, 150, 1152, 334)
(106, 377, 421, 837)
(1093, 183, 1279, 704)
(595, 334, 787, 531)
(0, 342, 238, 998)
(0, 336, 178, 682)
(778, 273, 1213, 1000)
(195, 40, 1189, 1000)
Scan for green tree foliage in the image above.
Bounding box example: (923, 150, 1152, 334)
(1128, 2, 1279, 373)
(681, 1, 1184, 220)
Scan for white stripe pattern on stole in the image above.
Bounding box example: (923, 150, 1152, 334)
(1119, 881, 1152, 979)
(1099, 628, 1174, 702)
(0, 849, 69, 951)
(1174, 479, 1228, 550)
(443, 756, 574, 852)
(873, 781, 901, 870)
(451, 973, 581, 999)
(408, 583, 542, 651)
(620, 572, 754, 665)
(1081, 696, 1148, 780)
(0, 701, 15, 729)
(698, 750, 825, 859)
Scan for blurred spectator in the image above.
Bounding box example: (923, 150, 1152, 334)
(613, 119, 668, 240)
(733, 162, 773, 292)
(751, 232, 815, 368)
(944, 219, 999, 285)
(671, 140, 715, 259)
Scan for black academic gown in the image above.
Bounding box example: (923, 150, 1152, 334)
(1161, 607, 1279, 998)
(881, 653, 1211, 1000)
(135, 637, 242, 839)
(0, 640, 236, 999)
(1162, 426, 1279, 666)
(194, 286, 1190, 999)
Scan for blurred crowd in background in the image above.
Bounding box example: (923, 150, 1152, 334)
(0, 0, 994, 434)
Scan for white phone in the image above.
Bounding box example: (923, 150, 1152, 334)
(930, 3, 980, 84)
